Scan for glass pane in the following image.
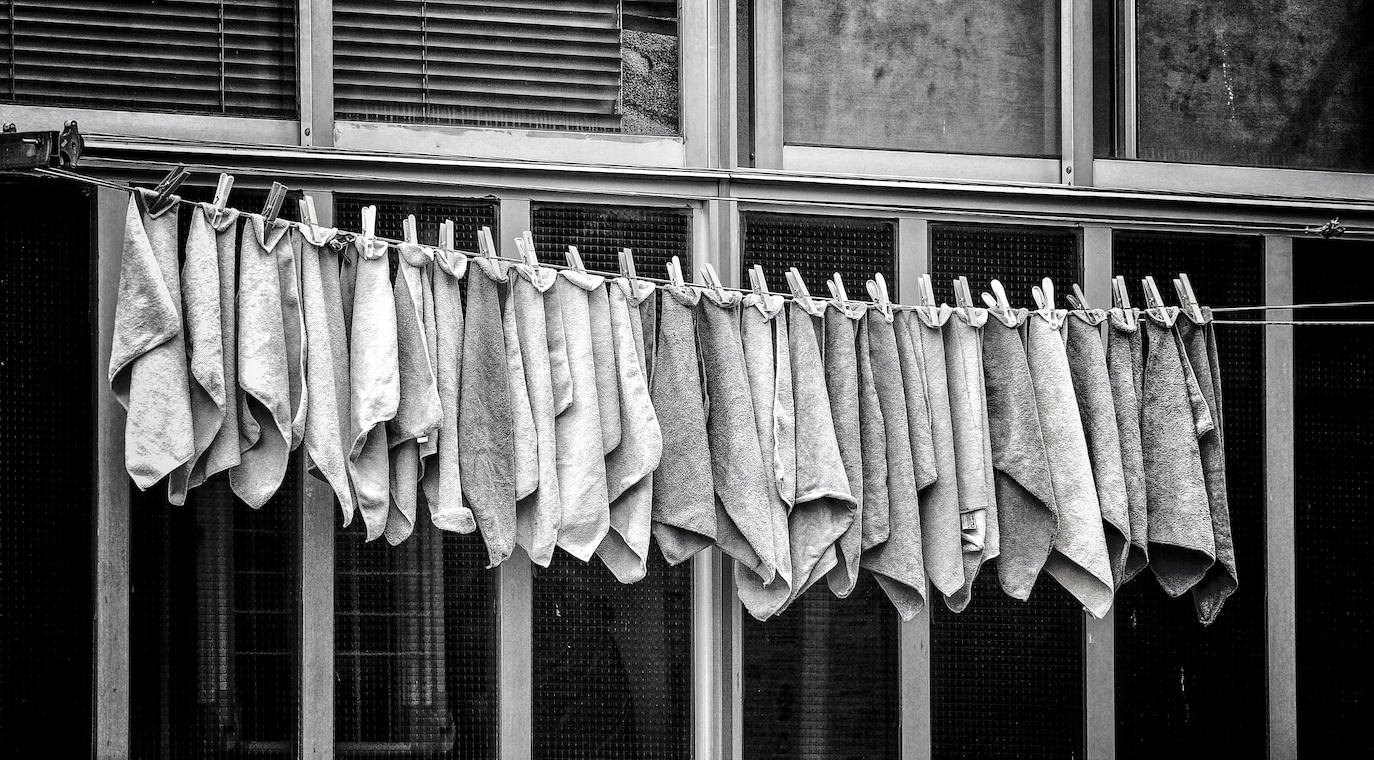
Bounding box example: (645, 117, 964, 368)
(1136, 1, 1374, 171)
(782, 0, 1060, 156)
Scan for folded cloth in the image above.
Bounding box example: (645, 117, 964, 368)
(696, 289, 779, 584)
(344, 234, 399, 539)
(786, 301, 854, 603)
(168, 202, 237, 502)
(1179, 307, 1237, 624)
(1141, 307, 1216, 597)
(386, 242, 444, 545)
(1067, 309, 1133, 588)
(651, 285, 717, 565)
(595, 279, 664, 583)
(511, 264, 562, 566)
(856, 308, 891, 553)
(981, 308, 1057, 601)
(588, 283, 622, 454)
(230, 215, 298, 509)
(942, 306, 999, 612)
(298, 222, 356, 523)
(492, 261, 539, 502)
(735, 293, 795, 618)
(462, 258, 518, 565)
(420, 248, 477, 534)
(551, 269, 611, 561)
(1107, 308, 1150, 581)
(905, 306, 966, 599)
(861, 306, 929, 619)
(108, 190, 194, 494)
(822, 300, 868, 598)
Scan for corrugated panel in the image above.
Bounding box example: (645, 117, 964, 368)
(0, 179, 94, 756)
(531, 202, 693, 274)
(331, 195, 500, 760)
(0, 1, 297, 117)
(1294, 238, 1374, 755)
(1111, 231, 1266, 759)
(929, 223, 1084, 760)
(739, 211, 900, 760)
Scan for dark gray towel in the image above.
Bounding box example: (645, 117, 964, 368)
(861, 309, 928, 619)
(650, 285, 717, 564)
(299, 224, 355, 524)
(856, 309, 890, 552)
(511, 264, 561, 566)
(276, 224, 307, 452)
(1107, 309, 1149, 581)
(1067, 309, 1133, 589)
(588, 284, 622, 454)
(942, 307, 999, 612)
(982, 309, 1058, 601)
(822, 301, 867, 598)
(1180, 307, 1237, 624)
(420, 249, 476, 534)
(498, 263, 540, 503)
(1141, 307, 1216, 598)
(197, 204, 243, 485)
(344, 235, 398, 539)
(386, 243, 443, 545)
(461, 258, 517, 566)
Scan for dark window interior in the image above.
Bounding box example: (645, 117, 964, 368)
(741, 212, 897, 297)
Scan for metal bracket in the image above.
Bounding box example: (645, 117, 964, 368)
(0, 120, 84, 170)
(1304, 218, 1346, 239)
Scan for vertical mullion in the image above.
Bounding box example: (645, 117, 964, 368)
(298, 192, 336, 760)
(1263, 236, 1296, 760)
(897, 217, 931, 760)
(95, 186, 132, 760)
(1061, 0, 1095, 185)
(1117, 0, 1138, 159)
(681, 0, 726, 167)
(1082, 225, 1115, 760)
(306, 0, 334, 147)
(296, 0, 313, 144)
(751, 0, 782, 169)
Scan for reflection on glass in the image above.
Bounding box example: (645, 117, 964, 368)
(1136, 1, 1374, 171)
(782, 0, 1060, 156)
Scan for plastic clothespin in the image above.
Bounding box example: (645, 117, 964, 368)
(1112, 275, 1137, 328)
(515, 233, 539, 266)
(700, 262, 727, 301)
(480, 227, 498, 258)
(148, 164, 189, 214)
(1174, 273, 1204, 322)
(619, 248, 638, 283)
(402, 214, 418, 245)
(261, 182, 287, 226)
(785, 266, 815, 312)
(916, 273, 936, 308)
(360, 204, 377, 241)
(298, 195, 319, 228)
(1142, 275, 1165, 310)
(666, 255, 685, 287)
(565, 244, 587, 273)
(1067, 283, 1090, 311)
(867, 272, 893, 317)
(1032, 277, 1057, 311)
(952, 276, 975, 309)
(981, 278, 1014, 321)
(748, 264, 770, 296)
(827, 273, 851, 307)
(475, 229, 491, 257)
(210, 173, 233, 226)
(437, 219, 454, 251)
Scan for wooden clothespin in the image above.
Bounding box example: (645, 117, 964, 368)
(916, 273, 936, 308)
(515, 233, 539, 266)
(210, 173, 233, 226)
(1112, 275, 1136, 328)
(1141, 275, 1165, 310)
(748, 264, 770, 296)
(565, 244, 586, 273)
(360, 204, 377, 241)
(666, 255, 685, 287)
(952, 276, 975, 309)
(439, 219, 455, 251)
(148, 164, 189, 214)
(828, 273, 851, 307)
(619, 248, 638, 283)
(1067, 283, 1090, 311)
(475, 228, 491, 257)
(481, 227, 498, 258)
(785, 266, 815, 312)
(1174, 272, 1204, 322)
(402, 214, 418, 245)
(261, 181, 287, 226)
(298, 195, 318, 228)
(700, 262, 727, 300)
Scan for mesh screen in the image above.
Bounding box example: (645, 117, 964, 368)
(739, 211, 900, 760)
(530, 203, 693, 760)
(0, 179, 95, 756)
(331, 196, 500, 759)
(1111, 231, 1266, 759)
(929, 223, 1085, 760)
(1294, 238, 1374, 755)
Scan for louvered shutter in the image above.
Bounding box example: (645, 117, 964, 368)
(0, 1, 297, 117)
(334, 0, 670, 133)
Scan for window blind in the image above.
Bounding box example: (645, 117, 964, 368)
(0, 1, 297, 117)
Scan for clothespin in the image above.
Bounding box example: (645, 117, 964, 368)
(866, 272, 893, 318)
(522, 231, 536, 258)
(666, 255, 685, 287)
(828, 273, 850, 306)
(402, 214, 418, 245)
(1141, 275, 1165, 310)
(1067, 283, 1090, 311)
(785, 266, 815, 312)
(475, 228, 491, 257)
(298, 195, 318, 228)
(565, 244, 586, 273)
(748, 264, 769, 296)
(210, 173, 233, 226)
(261, 182, 287, 226)
(700, 262, 727, 300)
(1112, 275, 1136, 328)
(437, 219, 454, 251)
(360, 204, 377, 241)
(515, 233, 539, 266)
(952, 276, 974, 309)
(981, 278, 1014, 321)
(619, 248, 638, 283)
(481, 227, 498, 258)
(1032, 277, 1056, 311)
(1173, 273, 1204, 322)
(148, 164, 188, 214)
(917, 274, 936, 308)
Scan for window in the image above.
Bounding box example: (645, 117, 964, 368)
(333, 1, 681, 135)
(0, 1, 297, 117)
(780, 0, 1060, 156)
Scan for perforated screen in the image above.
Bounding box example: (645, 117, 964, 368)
(739, 212, 900, 760)
(1112, 231, 1266, 759)
(332, 196, 500, 759)
(1294, 238, 1374, 755)
(929, 223, 1085, 760)
(530, 204, 693, 760)
(0, 179, 95, 756)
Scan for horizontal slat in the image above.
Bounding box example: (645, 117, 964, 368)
(335, 60, 618, 89)
(333, 50, 619, 77)
(333, 103, 623, 131)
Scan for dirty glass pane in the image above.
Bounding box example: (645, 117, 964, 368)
(782, 0, 1060, 156)
(1136, 1, 1374, 171)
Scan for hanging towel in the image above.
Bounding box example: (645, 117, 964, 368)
(855, 309, 891, 554)
(344, 235, 399, 539)
(386, 243, 444, 545)
(822, 301, 867, 598)
(196, 203, 243, 484)
(980, 308, 1057, 601)
(230, 215, 297, 509)
(1179, 307, 1237, 624)
(596, 279, 665, 583)
(904, 306, 966, 599)
(1025, 308, 1114, 617)
(1140, 307, 1216, 597)
(511, 263, 562, 567)
(420, 248, 476, 533)
(168, 202, 236, 503)
(277, 226, 307, 452)
(108, 190, 194, 493)
(651, 285, 717, 565)
(550, 269, 611, 561)
(1067, 309, 1133, 588)
(461, 258, 518, 566)
(785, 300, 854, 603)
(488, 260, 539, 502)
(545, 280, 574, 417)
(588, 284, 622, 454)
(1107, 309, 1150, 581)
(298, 222, 356, 524)
(696, 289, 778, 584)
(861, 306, 928, 619)
(942, 306, 999, 612)
(734, 293, 794, 618)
